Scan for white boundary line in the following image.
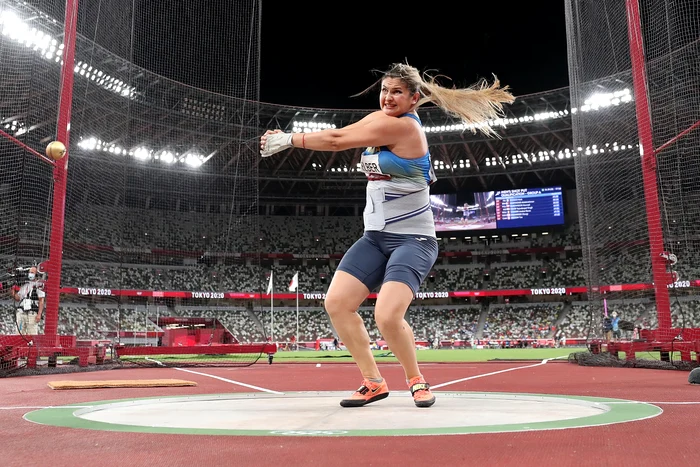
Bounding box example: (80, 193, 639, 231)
(144, 357, 165, 366)
(0, 405, 93, 410)
(173, 367, 284, 395)
(1, 406, 53, 410)
(605, 401, 700, 405)
(143, 356, 284, 394)
(431, 356, 568, 390)
(3, 401, 695, 411)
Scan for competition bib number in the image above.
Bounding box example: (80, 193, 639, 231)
(360, 153, 391, 181)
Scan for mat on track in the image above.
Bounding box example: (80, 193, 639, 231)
(47, 379, 197, 390)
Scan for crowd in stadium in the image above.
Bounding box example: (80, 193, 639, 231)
(2, 295, 699, 345)
(48, 212, 700, 292)
(4, 204, 700, 345)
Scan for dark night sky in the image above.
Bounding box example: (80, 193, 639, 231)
(258, 0, 571, 109)
(107, 0, 570, 110)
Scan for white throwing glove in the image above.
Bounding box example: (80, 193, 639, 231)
(261, 132, 293, 157)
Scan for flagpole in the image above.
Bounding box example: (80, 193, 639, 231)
(289, 271, 299, 350)
(270, 271, 274, 341)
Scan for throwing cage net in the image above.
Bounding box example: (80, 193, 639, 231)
(0, 0, 271, 376)
(565, 0, 700, 368)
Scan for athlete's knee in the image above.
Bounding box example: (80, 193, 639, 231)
(324, 291, 357, 317)
(374, 307, 405, 332)
(325, 271, 370, 317)
(323, 293, 342, 316)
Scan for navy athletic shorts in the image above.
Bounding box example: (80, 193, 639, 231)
(336, 231, 438, 294)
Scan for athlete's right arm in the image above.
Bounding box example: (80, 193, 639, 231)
(294, 114, 409, 152)
(261, 111, 402, 157)
(260, 111, 385, 157)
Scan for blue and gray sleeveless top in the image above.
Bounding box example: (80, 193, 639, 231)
(359, 113, 437, 238)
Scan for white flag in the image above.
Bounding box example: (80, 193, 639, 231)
(266, 272, 273, 295)
(288, 272, 299, 292)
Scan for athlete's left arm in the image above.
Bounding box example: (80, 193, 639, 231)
(293, 114, 408, 152)
(340, 110, 385, 131)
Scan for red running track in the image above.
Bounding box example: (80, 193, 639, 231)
(1, 361, 698, 467)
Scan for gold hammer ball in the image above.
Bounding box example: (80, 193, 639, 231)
(46, 141, 67, 161)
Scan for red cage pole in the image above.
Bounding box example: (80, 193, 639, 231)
(625, 0, 672, 340)
(44, 0, 80, 338)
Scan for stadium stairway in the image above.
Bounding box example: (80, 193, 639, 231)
(475, 303, 490, 339)
(550, 302, 572, 338)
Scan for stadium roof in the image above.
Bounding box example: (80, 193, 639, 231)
(2, 0, 637, 204)
(254, 88, 577, 202)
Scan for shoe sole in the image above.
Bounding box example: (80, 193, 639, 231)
(340, 391, 389, 407)
(414, 396, 436, 408)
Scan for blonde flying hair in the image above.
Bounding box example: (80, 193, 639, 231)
(357, 62, 515, 138)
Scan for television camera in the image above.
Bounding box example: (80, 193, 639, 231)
(0, 264, 47, 294)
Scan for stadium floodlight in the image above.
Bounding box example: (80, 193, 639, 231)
(577, 88, 632, 112)
(2, 118, 26, 135)
(107, 145, 126, 155)
(184, 153, 204, 168)
(291, 121, 337, 133)
(329, 166, 356, 172)
(424, 90, 631, 134)
(473, 141, 637, 169)
(75, 136, 208, 169)
(77, 137, 99, 151)
(430, 195, 447, 207)
(158, 150, 175, 164)
(134, 147, 152, 161)
(0, 10, 137, 99)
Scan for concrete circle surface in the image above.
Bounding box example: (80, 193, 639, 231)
(25, 391, 662, 436)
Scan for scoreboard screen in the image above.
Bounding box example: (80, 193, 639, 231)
(494, 187, 564, 229)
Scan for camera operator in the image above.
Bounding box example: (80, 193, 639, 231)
(9, 266, 45, 336)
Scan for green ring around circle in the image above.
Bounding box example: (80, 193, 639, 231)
(24, 392, 662, 437)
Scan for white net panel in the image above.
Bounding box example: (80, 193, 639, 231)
(0, 0, 266, 374)
(565, 0, 700, 362)
(1, 0, 65, 373)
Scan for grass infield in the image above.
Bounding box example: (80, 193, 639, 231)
(55, 347, 691, 365)
(117, 347, 577, 364)
(270, 348, 574, 363)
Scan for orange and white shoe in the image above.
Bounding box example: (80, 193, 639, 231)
(339, 378, 389, 407)
(408, 375, 435, 408)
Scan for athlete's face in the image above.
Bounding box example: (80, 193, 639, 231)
(380, 78, 419, 117)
